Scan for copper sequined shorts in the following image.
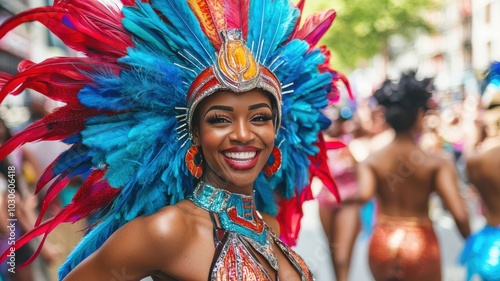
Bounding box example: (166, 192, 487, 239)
(368, 215, 441, 281)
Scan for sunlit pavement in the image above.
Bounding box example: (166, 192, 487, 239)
(295, 199, 483, 281)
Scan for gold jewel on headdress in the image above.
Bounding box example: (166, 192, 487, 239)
(214, 29, 260, 92)
(186, 29, 282, 138)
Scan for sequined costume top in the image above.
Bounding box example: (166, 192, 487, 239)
(189, 181, 314, 281)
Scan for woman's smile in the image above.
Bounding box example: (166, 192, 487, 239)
(222, 147, 261, 170)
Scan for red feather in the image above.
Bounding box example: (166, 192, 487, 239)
(0, 73, 11, 87)
(0, 58, 118, 107)
(325, 139, 346, 150)
(0, 169, 120, 268)
(310, 135, 341, 203)
(121, 0, 136, 6)
(317, 46, 354, 103)
(225, 0, 250, 39)
(35, 175, 71, 226)
(188, 0, 225, 49)
(0, 106, 101, 160)
(294, 9, 336, 46)
(276, 193, 301, 246)
(0, 1, 132, 61)
(336, 71, 354, 100)
(288, 0, 306, 41)
(36, 167, 58, 196)
(278, 134, 341, 246)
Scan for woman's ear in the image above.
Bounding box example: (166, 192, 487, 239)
(192, 128, 200, 146)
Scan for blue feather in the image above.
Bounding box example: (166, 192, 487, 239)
(151, 0, 216, 66)
(248, 0, 299, 65)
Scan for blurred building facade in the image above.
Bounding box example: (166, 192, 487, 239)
(357, 0, 499, 102)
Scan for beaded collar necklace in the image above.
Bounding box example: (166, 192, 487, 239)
(188, 181, 278, 270)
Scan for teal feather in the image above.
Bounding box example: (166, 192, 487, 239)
(151, 0, 216, 66)
(106, 150, 140, 187)
(122, 5, 173, 55)
(271, 40, 310, 83)
(81, 114, 136, 151)
(248, 0, 299, 65)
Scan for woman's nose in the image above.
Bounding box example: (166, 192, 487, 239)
(230, 119, 254, 143)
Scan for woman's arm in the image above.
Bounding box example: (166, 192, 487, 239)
(343, 160, 376, 204)
(435, 157, 470, 239)
(63, 207, 189, 280)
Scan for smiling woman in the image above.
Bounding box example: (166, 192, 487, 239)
(193, 90, 276, 193)
(0, 0, 349, 280)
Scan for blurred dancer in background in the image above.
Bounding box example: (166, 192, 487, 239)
(461, 62, 500, 281)
(315, 104, 360, 281)
(354, 72, 470, 281)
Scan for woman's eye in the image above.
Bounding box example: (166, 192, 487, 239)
(252, 114, 273, 122)
(206, 115, 230, 124)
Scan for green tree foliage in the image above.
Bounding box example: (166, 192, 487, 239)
(304, 0, 438, 71)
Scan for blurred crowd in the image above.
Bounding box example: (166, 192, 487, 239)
(0, 94, 85, 281)
(307, 68, 498, 281)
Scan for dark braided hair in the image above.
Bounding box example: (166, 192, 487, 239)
(374, 72, 433, 132)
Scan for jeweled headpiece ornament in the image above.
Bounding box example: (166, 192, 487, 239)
(187, 29, 282, 135)
(0, 0, 349, 276)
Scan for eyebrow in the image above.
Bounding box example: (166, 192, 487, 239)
(205, 105, 233, 115)
(205, 103, 271, 115)
(249, 103, 272, 111)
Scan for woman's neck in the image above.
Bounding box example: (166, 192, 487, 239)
(394, 130, 419, 144)
(201, 174, 254, 196)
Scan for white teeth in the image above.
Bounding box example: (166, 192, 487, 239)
(224, 152, 257, 160)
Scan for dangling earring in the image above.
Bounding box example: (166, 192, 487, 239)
(263, 147, 282, 176)
(185, 145, 204, 179)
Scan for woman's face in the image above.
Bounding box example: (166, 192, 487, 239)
(193, 89, 276, 193)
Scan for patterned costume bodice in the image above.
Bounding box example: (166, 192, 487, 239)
(189, 182, 314, 281)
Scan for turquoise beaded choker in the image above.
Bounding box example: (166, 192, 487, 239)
(188, 181, 278, 270)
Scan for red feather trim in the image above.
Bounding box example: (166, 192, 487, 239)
(317, 46, 354, 103)
(35, 175, 71, 226)
(0, 57, 119, 107)
(311, 135, 341, 203)
(188, 0, 225, 49)
(278, 134, 341, 246)
(325, 139, 346, 150)
(288, 0, 306, 41)
(225, 0, 250, 39)
(0, 73, 11, 87)
(0, 169, 119, 268)
(294, 9, 336, 46)
(0, 106, 101, 160)
(0, 1, 132, 61)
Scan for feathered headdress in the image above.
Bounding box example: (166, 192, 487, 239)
(0, 0, 350, 277)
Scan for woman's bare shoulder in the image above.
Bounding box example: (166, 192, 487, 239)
(138, 201, 197, 247)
